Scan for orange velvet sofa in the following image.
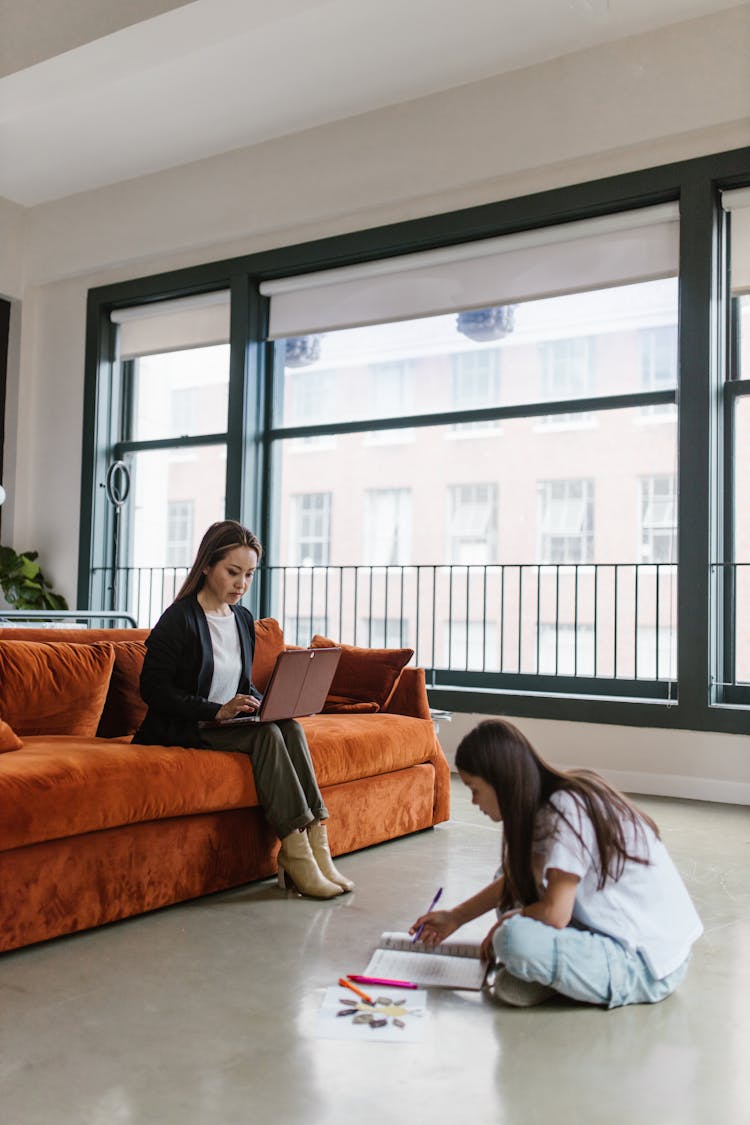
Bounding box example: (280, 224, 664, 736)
(0, 621, 450, 954)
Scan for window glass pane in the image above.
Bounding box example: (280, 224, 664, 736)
(118, 445, 226, 624)
(734, 395, 750, 684)
(737, 294, 750, 379)
(273, 279, 677, 427)
(131, 344, 229, 440)
(269, 408, 677, 680)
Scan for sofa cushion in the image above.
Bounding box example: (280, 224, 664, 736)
(0, 713, 438, 851)
(0, 640, 115, 737)
(322, 698, 379, 714)
(252, 617, 287, 692)
(97, 640, 148, 738)
(311, 635, 413, 710)
(0, 719, 22, 753)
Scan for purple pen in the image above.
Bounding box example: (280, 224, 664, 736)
(412, 886, 443, 943)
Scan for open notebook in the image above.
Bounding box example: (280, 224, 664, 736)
(362, 931, 488, 990)
(199, 647, 341, 726)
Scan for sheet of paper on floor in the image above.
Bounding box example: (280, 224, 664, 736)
(315, 985, 427, 1043)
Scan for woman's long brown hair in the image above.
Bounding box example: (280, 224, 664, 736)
(455, 719, 660, 912)
(176, 520, 263, 601)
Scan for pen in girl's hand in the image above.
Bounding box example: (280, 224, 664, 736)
(412, 886, 443, 943)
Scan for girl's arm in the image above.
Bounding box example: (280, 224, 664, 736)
(521, 867, 580, 929)
(409, 876, 505, 945)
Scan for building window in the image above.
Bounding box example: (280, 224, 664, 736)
(364, 488, 411, 565)
(366, 360, 414, 443)
(449, 484, 498, 564)
(450, 349, 502, 433)
(639, 326, 677, 419)
(290, 493, 331, 566)
(166, 500, 194, 567)
(639, 475, 676, 563)
(538, 479, 594, 564)
(286, 369, 338, 451)
(538, 337, 595, 427)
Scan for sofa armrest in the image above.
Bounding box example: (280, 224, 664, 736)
(382, 667, 432, 720)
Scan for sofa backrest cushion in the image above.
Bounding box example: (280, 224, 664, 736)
(311, 635, 414, 710)
(322, 697, 379, 714)
(0, 718, 23, 753)
(252, 617, 287, 692)
(96, 640, 148, 738)
(0, 640, 115, 737)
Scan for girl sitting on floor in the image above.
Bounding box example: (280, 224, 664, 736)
(410, 719, 702, 1008)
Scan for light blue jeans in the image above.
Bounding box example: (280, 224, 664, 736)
(493, 914, 689, 1009)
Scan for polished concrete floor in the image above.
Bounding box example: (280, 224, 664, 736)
(1, 778, 748, 1125)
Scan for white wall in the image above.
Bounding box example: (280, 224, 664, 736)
(437, 713, 750, 805)
(3, 6, 749, 797)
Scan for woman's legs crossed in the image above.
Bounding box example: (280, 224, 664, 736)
(273, 720, 328, 823)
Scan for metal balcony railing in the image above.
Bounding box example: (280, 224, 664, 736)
(89, 561, 729, 699)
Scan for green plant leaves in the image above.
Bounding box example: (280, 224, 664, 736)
(0, 545, 69, 611)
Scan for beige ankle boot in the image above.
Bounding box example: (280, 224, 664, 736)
(277, 829, 343, 898)
(308, 822, 355, 892)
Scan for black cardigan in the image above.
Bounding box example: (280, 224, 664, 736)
(132, 595, 259, 748)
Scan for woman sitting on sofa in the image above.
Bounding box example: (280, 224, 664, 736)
(133, 519, 353, 900)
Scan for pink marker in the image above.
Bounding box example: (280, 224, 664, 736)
(347, 975, 419, 990)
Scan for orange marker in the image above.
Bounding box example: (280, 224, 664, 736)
(338, 976, 373, 1004)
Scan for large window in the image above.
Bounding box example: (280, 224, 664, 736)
(83, 152, 750, 732)
(92, 294, 231, 622)
(721, 189, 750, 701)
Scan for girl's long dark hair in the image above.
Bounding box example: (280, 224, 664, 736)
(176, 521, 263, 601)
(455, 719, 660, 912)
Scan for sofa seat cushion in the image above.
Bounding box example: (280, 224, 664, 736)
(300, 714, 437, 787)
(0, 714, 438, 852)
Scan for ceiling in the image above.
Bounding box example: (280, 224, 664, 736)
(0, 0, 743, 206)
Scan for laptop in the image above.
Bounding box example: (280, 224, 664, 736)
(199, 647, 342, 727)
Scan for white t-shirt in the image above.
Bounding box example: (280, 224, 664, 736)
(204, 610, 242, 705)
(536, 790, 703, 979)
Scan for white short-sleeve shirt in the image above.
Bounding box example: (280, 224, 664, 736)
(536, 790, 703, 979)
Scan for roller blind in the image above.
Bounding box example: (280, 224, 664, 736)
(111, 291, 230, 359)
(723, 188, 750, 294)
(261, 204, 680, 339)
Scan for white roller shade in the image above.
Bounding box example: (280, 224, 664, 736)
(723, 188, 750, 294)
(111, 291, 230, 359)
(261, 204, 679, 339)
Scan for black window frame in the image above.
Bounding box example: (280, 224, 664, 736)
(79, 146, 750, 733)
